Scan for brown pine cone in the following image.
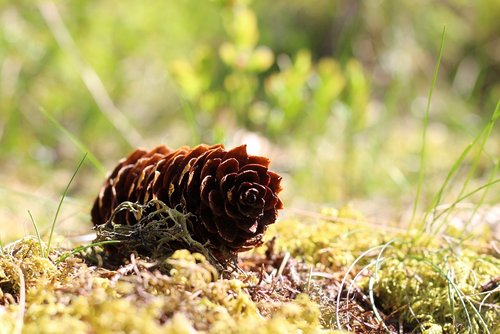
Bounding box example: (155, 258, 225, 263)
(91, 144, 283, 252)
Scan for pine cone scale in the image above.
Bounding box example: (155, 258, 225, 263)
(235, 170, 259, 184)
(200, 176, 217, 204)
(220, 173, 237, 195)
(201, 158, 221, 180)
(216, 158, 239, 181)
(208, 190, 225, 216)
(240, 164, 270, 184)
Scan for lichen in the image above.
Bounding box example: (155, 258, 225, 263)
(94, 200, 231, 269)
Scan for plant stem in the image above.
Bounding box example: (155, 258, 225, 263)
(410, 26, 446, 229)
(46, 153, 87, 254)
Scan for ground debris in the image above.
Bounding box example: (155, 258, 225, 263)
(238, 238, 400, 333)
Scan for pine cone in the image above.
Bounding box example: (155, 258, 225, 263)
(91, 144, 283, 252)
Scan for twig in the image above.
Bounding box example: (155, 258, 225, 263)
(13, 264, 26, 334)
(276, 252, 290, 279)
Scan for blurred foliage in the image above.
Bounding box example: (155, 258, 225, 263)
(169, 4, 355, 142)
(0, 0, 499, 231)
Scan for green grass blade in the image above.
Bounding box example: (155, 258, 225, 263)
(446, 267, 456, 329)
(410, 26, 446, 228)
(180, 98, 202, 145)
(424, 130, 483, 223)
(432, 177, 500, 224)
(458, 101, 500, 209)
(27, 210, 45, 257)
(41, 108, 106, 174)
(438, 100, 500, 223)
(38, 2, 143, 148)
(424, 101, 499, 235)
(46, 153, 87, 252)
(456, 177, 500, 204)
(493, 99, 500, 119)
(460, 157, 499, 237)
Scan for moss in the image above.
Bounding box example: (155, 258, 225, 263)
(266, 209, 392, 270)
(0, 237, 58, 298)
(0, 238, 341, 333)
(367, 248, 499, 333)
(0, 213, 498, 333)
(265, 214, 499, 333)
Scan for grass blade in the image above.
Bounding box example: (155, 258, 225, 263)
(461, 157, 499, 236)
(446, 267, 456, 329)
(435, 100, 500, 226)
(178, 93, 202, 145)
(418, 258, 490, 334)
(424, 130, 483, 223)
(41, 108, 106, 174)
(38, 1, 143, 148)
(426, 100, 500, 233)
(410, 26, 446, 228)
(368, 240, 397, 331)
(27, 210, 45, 257)
(432, 177, 500, 223)
(46, 153, 87, 252)
(335, 245, 385, 330)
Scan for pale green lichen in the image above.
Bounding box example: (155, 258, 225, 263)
(94, 200, 231, 269)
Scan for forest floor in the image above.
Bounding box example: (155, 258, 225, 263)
(0, 207, 498, 334)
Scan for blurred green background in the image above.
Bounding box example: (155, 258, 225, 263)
(0, 0, 499, 240)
